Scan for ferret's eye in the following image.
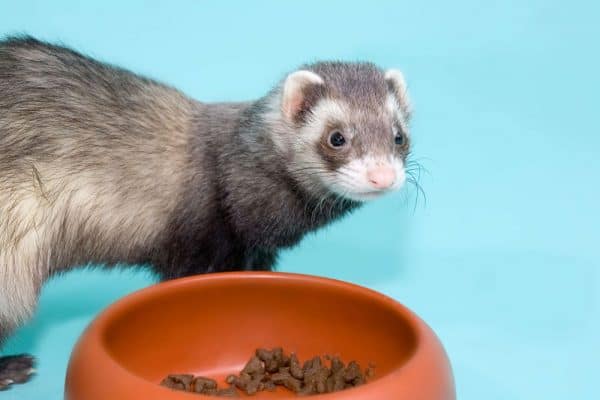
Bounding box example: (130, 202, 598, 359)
(328, 131, 346, 148)
(395, 134, 404, 145)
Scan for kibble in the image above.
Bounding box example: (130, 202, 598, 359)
(160, 347, 374, 396)
(160, 374, 194, 391)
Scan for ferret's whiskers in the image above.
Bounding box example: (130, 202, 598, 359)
(403, 155, 428, 212)
(290, 162, 426, 214)
(406, 174, 427, 211)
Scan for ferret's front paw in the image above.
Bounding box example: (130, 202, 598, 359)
(0, 354, 36, 390)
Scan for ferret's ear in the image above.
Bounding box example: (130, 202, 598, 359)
(385, 69, 411, 118)
(281, 70, 325, 123)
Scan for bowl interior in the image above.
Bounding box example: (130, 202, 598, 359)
(102, 275, 418, 396)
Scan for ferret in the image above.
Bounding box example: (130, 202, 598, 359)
(0, 36, 412, 389)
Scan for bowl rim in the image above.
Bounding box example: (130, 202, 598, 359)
(66, 271, 450, 399)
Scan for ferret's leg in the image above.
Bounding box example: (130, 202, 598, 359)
(0, 249, 41, 390)
(244, 248, 277, 271)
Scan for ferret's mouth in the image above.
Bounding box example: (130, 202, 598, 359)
(340, 189, 389, 202)
(356, 190, 386, 196)
(320, 180, 403, 202)
(335, 180, 405, 202)
(313, 166, 405, 202)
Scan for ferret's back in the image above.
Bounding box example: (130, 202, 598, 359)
(0, 37, 195, 277)
(0, 36, 193, 148)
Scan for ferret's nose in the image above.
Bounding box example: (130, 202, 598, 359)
(367, 165, 396, 189)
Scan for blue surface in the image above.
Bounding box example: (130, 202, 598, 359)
(1, 1, 599, 399)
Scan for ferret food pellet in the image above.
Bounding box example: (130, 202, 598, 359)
(160, 347, 374, 396)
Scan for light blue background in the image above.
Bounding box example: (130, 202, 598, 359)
(1, 1, 599, 399)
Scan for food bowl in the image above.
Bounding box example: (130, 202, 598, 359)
(65, 272, 455, 399)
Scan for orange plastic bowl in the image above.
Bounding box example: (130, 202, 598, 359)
(65, 272, 455, 399)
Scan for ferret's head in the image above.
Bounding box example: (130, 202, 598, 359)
(270, 62, 412, 202)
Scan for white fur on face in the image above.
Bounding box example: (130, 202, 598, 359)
(300, 96, 407, 202)
(386, 94, 410, 135)
(298, 99, 350, 144)
(275, 96, 407, 201)
(320, 156, 406, 202)
(282, 99, 352, 194)
(269, 71, 411, 202)
(270, 97, 346, 152)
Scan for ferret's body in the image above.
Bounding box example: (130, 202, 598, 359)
(0, 37, 411, 388)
